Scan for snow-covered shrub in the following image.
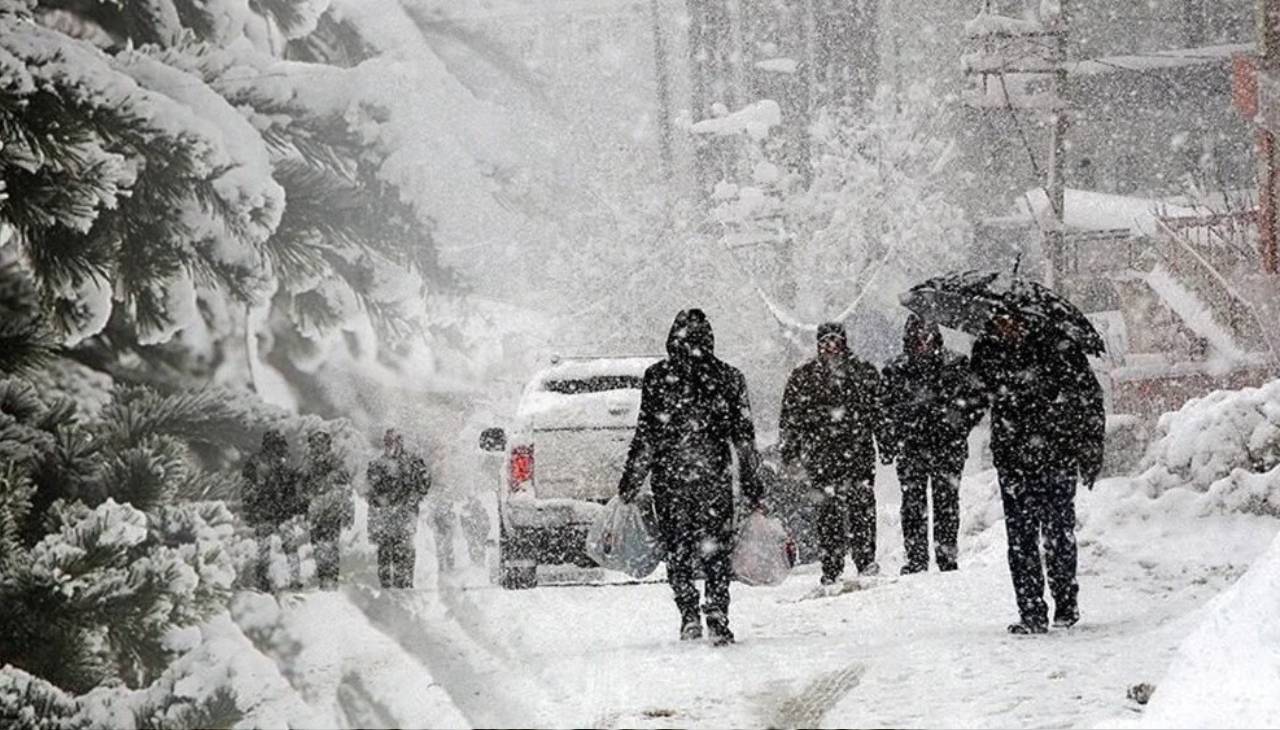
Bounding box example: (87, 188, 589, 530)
(0, 668, 86, 730)
(1137, 379, 1280, 514)
(1, 498, 249, 692)
(1, 605, 309, 729)
(1125, 378, 1280, 519)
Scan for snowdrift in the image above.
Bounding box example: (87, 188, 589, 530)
(1131, 531, 1280, 728)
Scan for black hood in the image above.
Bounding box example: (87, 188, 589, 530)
(816, 321, 848, 348)
(667, 309, 715, 363)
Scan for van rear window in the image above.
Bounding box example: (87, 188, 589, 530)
(542, 376, 643, 395)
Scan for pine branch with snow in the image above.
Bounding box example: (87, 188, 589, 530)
(0, 265, 57, 376)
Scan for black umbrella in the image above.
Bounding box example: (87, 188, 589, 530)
(900, 270, 1106, 356)
(896, 270, 1006, 336)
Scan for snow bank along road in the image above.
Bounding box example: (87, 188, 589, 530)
(278, 465, 1279, 729)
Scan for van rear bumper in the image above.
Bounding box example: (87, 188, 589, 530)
(500, 497, 608, 567)
(502, 497, 607, 531)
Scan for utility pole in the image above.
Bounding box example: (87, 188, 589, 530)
(1045, 0, 1070, 288)
(962, 0, 1072, 283)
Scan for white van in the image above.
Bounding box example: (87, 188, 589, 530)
(480, 356, 658, 588)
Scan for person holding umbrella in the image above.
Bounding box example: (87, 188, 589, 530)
(879, 314, 987, 574)
(902, 272, 1106, 634)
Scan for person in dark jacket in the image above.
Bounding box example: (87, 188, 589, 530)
(302, 430, 354, 590)
(242, 429, 303, 591)
(779, 322, 883, 584)
(367, 429, 432, 589)
(618, 309, 763, 646)
(971, 311, 1105, 634)
(880, 315, 986, 574)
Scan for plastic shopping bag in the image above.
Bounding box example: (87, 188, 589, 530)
(731, 511, 795, 586)
(585, 495, 665, 578)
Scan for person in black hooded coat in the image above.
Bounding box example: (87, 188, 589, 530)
(618, 309, 763, 646)
(880, 314, 986, 574)
(971, 311, 1105, 634)
(779, 322, 883, 584)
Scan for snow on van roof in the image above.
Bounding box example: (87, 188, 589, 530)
(535, 356, 659, 384)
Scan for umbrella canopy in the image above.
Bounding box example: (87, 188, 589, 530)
(899, 270, 1106, 356)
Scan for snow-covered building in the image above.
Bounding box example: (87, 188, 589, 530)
(958, 1, 1275, 417)
(961, 0, 1256, 212)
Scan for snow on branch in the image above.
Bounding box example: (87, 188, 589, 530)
(691, 100, 782, 141)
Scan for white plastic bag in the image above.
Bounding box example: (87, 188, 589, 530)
(732, 512, 795, 586)
(585, 495, 665, 578)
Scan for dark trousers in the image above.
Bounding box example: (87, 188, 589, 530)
(998, 469, 1079, 625)
(899, 458, 961, 571)
(657, 488, 733, 619)
(815, 478, 877, 581)
(311, 527, 339, 588)
(376, 537, 416, 589)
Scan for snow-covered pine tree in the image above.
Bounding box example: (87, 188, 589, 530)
(0, 0, 455, 393)
(0, 279, 357, 723)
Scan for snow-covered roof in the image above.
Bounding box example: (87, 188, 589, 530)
(1015, 188, 1198, 235)
(1066, 43, 1252, 77)
(963, 11, 1046, 38)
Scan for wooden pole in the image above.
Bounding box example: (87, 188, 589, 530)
(1258, 0, 1280, 273)
(1046, 0, 1070, 287)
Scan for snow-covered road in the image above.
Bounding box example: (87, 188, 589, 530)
(274, 470, 1278, 729)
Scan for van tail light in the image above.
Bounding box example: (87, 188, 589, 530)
(509, 445, 534, 492)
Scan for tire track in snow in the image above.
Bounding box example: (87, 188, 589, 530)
(768, 663, 865, 730)
(335, 670, 402, 728)
(348, 585, 547, 728)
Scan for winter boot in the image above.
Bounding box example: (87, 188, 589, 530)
(859, 561, 881, 577)
(1007, 620, 1048, 635)
(900, 562, 927, 576)
(1053, 605, 1079, 629)
(704, 608, 734, 647)
(680, 609, 703, 641)
(936, 545, 958, 572)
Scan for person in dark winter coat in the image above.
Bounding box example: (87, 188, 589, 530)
(367, 429, 432, 589)
(880, 315, 986, 574)
(971, 311, 1105, 634)
(302, 431, 354, 590)
(618, 309, 763, 646)
(779, 322, 883, 584)
(242, 430, 303, 591)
